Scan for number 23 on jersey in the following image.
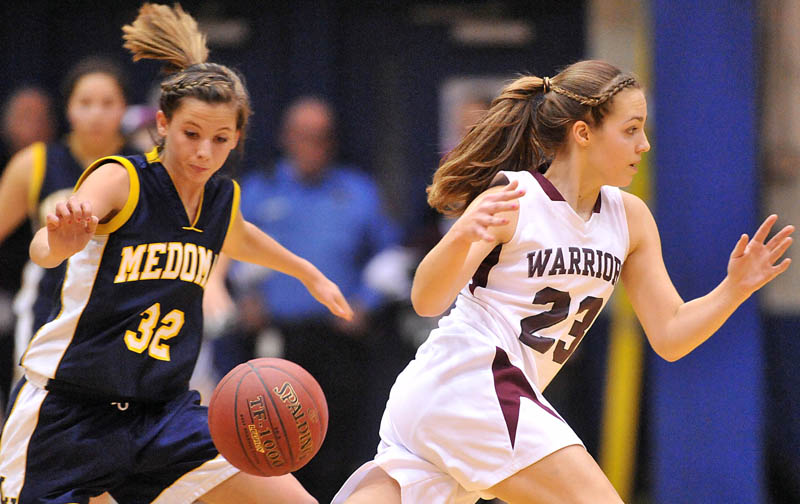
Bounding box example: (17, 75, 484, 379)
(518, 287, 603, 364)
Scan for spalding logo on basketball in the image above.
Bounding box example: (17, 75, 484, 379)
(208, 357, 328, 476)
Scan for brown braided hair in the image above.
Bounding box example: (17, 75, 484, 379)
(428, 60, 641, 216)
(122, 3, 251, 149)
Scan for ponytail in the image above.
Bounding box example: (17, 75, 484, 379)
(122, 3, 208, 73)
(428, 76, 548, 216)
(427, 61, 639, 216)
(121, 3, 251, 147)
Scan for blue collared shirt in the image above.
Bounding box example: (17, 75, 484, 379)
(233, 158, 399, 321)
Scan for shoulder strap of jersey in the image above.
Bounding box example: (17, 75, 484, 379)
(27, 141, 47, 216)
(602, 185, 631, 256)
(74, 155, 141, 235)
(223, 179, 241, 245)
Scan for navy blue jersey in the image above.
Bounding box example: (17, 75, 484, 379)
(21, 148, 240, 401)
(17, 140, 139, 345)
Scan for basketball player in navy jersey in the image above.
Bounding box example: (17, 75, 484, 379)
(333, 61, 794, 504)
(0, 4, 350, 503)
(0, 57, 137, 392)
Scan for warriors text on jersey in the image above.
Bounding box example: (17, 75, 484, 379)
(449, 168, 629, 389)
(20, 148, 240, 401)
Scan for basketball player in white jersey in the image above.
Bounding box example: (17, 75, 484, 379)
(332, 60, 794, 504)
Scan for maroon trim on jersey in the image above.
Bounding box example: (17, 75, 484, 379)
(492, 347, 563, 448)
(469, 244, 502, 294)
(531, 171, 565, 201)
(593, 193, 602, 213)
(531, 171, 602, 213)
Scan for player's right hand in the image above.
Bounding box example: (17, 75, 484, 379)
(46, 196, 99, 258)
(450, 179, 524, 244)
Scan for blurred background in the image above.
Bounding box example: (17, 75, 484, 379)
(1, 1, 798, 503)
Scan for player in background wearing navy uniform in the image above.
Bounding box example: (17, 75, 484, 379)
(0, 87, 55, 421)
(0, 57, 136, 393)
(334, 61, 795, 504)
(0, 4, 351, 503)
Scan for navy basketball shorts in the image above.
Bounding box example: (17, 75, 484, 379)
(0, 376, 238, 503)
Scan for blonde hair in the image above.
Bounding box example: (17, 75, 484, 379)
(122, 3, 251, 145)
(428, 60, 640, 216)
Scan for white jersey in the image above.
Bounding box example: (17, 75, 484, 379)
(449, 168, 629, 389)
(333, 169, 630, 503)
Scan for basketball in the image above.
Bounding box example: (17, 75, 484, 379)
(208, 357, 328, 477)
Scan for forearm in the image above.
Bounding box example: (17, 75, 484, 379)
(227, 222, 320, 284)
(29, 227, 66, 268)
(655, 277, 750, 361)
(411, 233, 474, 317)
(224, 220, 353, 320)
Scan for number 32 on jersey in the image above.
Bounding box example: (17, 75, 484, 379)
(124, 302, 185, 361)
(518, 287, 603, 364)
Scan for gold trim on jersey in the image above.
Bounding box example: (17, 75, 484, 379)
(182, 189, 205, 233)
(75, 156, 141, 235)
(148, 147, 208, 233)
(28, 142, 46, 217)
(224, 180, 241, 244)
(145, 146, 160, 163)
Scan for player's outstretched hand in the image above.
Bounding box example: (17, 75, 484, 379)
(302, 273, 354, 321)
(451, 179, 524, 243)
(45, 197, 99, 259)
(727, 214, 793, 296)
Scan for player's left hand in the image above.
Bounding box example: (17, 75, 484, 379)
(302, 273, 354, 321)
(727, 214, 793, 295)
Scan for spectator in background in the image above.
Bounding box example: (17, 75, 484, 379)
(437, 94, 493, 236)
(0, 87, 56, 416)
(0, 87, 56, 165)
(211, 96, 399, 502)
(453, 96, 491, 144)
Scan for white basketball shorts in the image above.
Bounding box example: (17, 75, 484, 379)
(332, 324, 583, 503)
